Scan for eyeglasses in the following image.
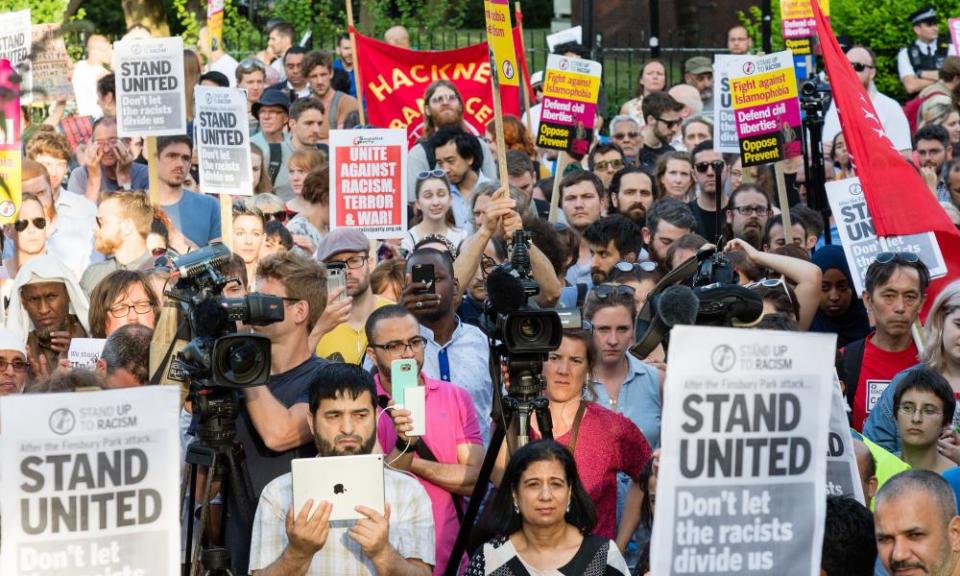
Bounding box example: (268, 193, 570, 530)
(238, 58, 266, 72)
(746, 277, 794, 308)
(480, 254, 499, 276)
(591, 283, 636, 300)
(328, 255, 368, 269)
(655, 116, 682, 129)
(594, 159, 625, 171)
(614, 261, 658, 273)
(850, 62, 875, 73)
(417, 169, 447, 180)
(15, 217, 47, 232)
(898, 404, 943, 419)
(695, 160, 725, 174)
(875, 251, 921, 264)
(263, 210, 288, 223)
(109, 301, 153, 318)
(0, 358, 29, 372)
(612, 131, 639, 140)
(731, 205, 769, 216)
(429, 93, 458, 105)
(371, 336, 427, 356)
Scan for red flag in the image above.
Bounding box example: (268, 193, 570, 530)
(812, 2, 960, 318)
(351, 27, 520, 148)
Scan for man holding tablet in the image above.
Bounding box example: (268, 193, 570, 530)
(249, 363, 435, 575)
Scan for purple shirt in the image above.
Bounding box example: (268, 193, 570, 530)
(375, 373, 482, 575)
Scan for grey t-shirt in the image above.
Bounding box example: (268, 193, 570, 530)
(66, 163, 150, 196)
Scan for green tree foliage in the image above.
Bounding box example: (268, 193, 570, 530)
(0, 0, 70, 24)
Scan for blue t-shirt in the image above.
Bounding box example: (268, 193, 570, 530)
(162, 189, 221, 247)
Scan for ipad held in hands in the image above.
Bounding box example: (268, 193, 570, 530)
(291, 454, 385, 521)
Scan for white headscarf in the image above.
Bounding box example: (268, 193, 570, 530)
(6, 255, 90, 336)
(0, 328, 26, 355)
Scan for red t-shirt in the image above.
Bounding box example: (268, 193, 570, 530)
(851, 336, 919, 431)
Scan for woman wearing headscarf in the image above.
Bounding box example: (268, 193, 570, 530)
(810, 245, 871, 348)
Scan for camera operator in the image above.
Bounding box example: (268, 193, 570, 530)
(367, 304, 484, 574)
(224, 251, 329, 574)
(401, 248, 493, 443)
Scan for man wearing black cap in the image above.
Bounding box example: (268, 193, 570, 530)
(250, 89, 294, 198)
(898, 6, 955, 96)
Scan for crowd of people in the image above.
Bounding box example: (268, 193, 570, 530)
(6, 5, 960, 575)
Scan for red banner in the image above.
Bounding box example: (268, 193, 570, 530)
(352, 27, 520, 147)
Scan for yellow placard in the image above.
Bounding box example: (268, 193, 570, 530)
(780, 0, 829, 20)
(207, 0, 224, 52)
(730, 69, 799, 109)
(483, 0, 519, 86)
(0, 150, 22, 223)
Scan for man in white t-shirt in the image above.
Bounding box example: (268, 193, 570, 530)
(823, 45, 912, 157)
(198, 25, 239, 87)
(72, 35, 112, 118)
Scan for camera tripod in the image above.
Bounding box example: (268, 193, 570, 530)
(181, 387, 255, 576)
(443, 354, 554, 576)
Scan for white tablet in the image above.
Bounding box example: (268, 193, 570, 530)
(291, 454, 385, 522)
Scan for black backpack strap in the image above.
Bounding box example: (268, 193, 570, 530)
(267, 142, 283, 184)
(842, 338, 867, 419)
(423, 139, 437, 170)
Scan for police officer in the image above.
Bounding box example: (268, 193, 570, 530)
(898, 6, 954, 96)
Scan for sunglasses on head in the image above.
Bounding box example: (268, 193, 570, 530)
(614, 261, 658, 273)
(14, 217, 46, 232)
(417, 169, 446, 180)
(695, 160, 726, 174)
(238, 58, 266, 72)
(263, 210, 288, 223)
(592, 283, 636, 300)
(875, 251, 920, 264)
(746, 277, 794, 308)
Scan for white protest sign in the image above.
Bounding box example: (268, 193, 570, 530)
(31, 24, 73, 103)
(651, 326, 836, 576)
(329, 129, 408, 239)
(714, 55, 746, 153)
(826, 177, 947, 294)
(113, 37, 186, 137)
(0, 386, 181, 576)
(67, 338, 107, 370)
(826, 373, 865, 505)
(0, 10, 32, 102)
(195, 86, 253, 195)
(546, 26, 582, 52)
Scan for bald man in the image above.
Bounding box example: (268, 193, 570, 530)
(73, 35, 112, 118)
(384, 25, 411, 49)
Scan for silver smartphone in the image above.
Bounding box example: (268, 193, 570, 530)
(326, 262, 347, 303)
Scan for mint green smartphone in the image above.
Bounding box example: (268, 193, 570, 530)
(391, 359, 419, 406)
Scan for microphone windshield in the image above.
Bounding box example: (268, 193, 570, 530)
(656, 285, 700, 327)
(485, 264, 526, 315)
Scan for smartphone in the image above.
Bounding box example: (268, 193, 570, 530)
(326, 262, 347, 303)
(391, 359, 419, 406)
(412, 264, 435, 294)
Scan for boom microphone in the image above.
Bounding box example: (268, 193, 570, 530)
(656, 285, 700, 327)
(485, 264, 527, 315)
(170, 243, 233, 280)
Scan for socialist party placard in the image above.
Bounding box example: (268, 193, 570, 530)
(826, 176, 948, 294)
(195, 86, 252, 195)
(329, 129, 407, 239)
(536, 54, 602, 155)
(113, 37, 186, 137)
(651, 326, 835, 576)
(0, 386, 181, 576)
(730, 51, 802, 167)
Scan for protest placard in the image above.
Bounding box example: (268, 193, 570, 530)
(0, 386, 181, 576)
(0, 59, 21, 223)
(113, 37, 186, 137)
(207, 0, 225, 52)
(484, 0, 519, 87)
(780, 0, 829, 56)
(30, 24, 72, 103)
(826, 177, 947, 294)
(536, 54, 602, 155)
(651, 326, 835, 576)
(195, 86, 252, 195)
(826, 372, 865, 505)
(546, 26, 582, 52)
(0, 10, 32, 101)
(67, 338, 107, 370)
(729, 51, 802, 167)
(714, 55, 747, 154)
(329, 129, 407, 239)
(951, 18, 960, 54)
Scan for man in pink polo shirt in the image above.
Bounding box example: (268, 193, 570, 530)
(365, 304, 484, 575)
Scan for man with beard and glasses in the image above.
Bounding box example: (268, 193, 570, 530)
(408, 80, 497, 197)
(915, 124, 953, 199)
(367, 304, 483, 574)
(68, 116, 149, 203)
(609, 166, 655, 226)
(313, 229, 394, 364)
(153, 135, 221, 247)
(0, 329, 29, 396)
(249, 363, 435, 576)
(874, 470, 960, 576)
(638, 92, 685, 171)
(80, 192, 153, 296)
(724, 184, 771, 251)
(583, 215, 643, 285)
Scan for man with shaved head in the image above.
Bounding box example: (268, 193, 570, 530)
(384, 25, 411, 48)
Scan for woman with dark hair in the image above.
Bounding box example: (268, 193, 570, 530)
(620, 60, 668, 125)
(468, 440, 630, 575)
(810, 245, 870, 348)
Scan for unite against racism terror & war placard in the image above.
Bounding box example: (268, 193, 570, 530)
(535, 54, 602, 155)
(195, 86, 253, 195)
(651, 326, 836, 576)
(0, 386, 181, 576)
(113, 37, 186, 138)
(729, 51, 802, 167)
(329, 129, 407, 239)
